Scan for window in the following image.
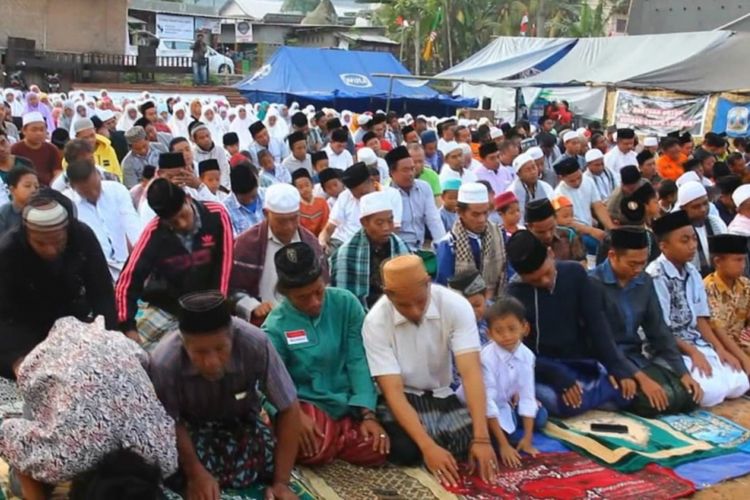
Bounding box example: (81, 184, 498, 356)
(615, 18, 627, 33)
(174, 41, 192, 51)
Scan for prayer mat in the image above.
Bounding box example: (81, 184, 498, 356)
(675, 452, 750, 490)
(708, 395, 750, 430)
(543, 410, 723, 472)
(444, 452, 695, 500)
(660, 410, 750, 453)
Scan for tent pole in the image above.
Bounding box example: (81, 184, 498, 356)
(514, 88, 521, 123)
(386, 75, 394, 114)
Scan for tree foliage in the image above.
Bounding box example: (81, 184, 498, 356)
(281, 0, 321, 14)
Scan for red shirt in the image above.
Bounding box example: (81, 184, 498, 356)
(10, 141, 62, 186)
(299, 197, 330, 236)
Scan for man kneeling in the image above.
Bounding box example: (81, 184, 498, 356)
(149, 291, 301, 499)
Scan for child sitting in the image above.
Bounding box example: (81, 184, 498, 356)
(258, 148, 291, 188)
(318, 168, 344, 209)
(494, 191, 523, 241)
(704, 234, 750, 363)
(658, 180, 678, 216)
(198, 159, 228, 201)
(448, 270, 489, 389)
(439, 178, 461, 232)
(458, 297, 546, 468)
(647, 211, 750, 407)
(292, 168, 329, 237)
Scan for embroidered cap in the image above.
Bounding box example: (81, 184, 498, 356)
(264, 183, 300, 214)
(448, 269, 487, 297)
(275, 242, 322, 289)
(178, 290, 231, 335)
(23, 199, 69, 232)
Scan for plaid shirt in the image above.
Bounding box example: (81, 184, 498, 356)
(222, 191, 265, 238)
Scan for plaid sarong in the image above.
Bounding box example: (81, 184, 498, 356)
(329, 229, 411, 306)
(135, 303, 179, 351)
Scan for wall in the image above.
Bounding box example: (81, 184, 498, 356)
(0, 0, 128, 54)
(628, 0, 750, 34)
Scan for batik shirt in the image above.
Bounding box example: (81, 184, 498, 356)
(704, 273, 750, 353)
(0, 316, 178, 483)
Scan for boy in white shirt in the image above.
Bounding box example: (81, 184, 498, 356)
(458, 297, 546, 468)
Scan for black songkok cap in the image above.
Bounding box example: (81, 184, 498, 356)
(617, 128, 635, 139)
(717, 174, 742, 196)
(553, 156, 580, 176)
(198, 159, 220, 176)
(291, 112, 308, 128)
(402, 125, 415, 135)
(287, 131, 306, 146)
(230, 163, 257, 194)
(679, 132, 693, 145)
(139, 101, 155, 114)
(478, 141, 499, 158)
(525, 198, 555, 223)
(159, 152, 186, 169)
(223, 132, 239, 146)
(249, 121, 266, 137)
(371, 113, 387, 126)
(506, 230, 549, 274)
(147, 178, 186, 219)
(342, 162, 370, 189)
(630, 181, 656, 204)
(275, 242, 322, 289)
(652, 210, 692, 238)
(636, 150, 654, 166)
(178, 290, 232, 334)
(311, 151, 328, 165)
(709, 234, 748, 255)
(331, 128, 348, 143)
(292, 168, 312, 183)
(611, 227, 649, 250)
(362, 131, 377, 144)
(619, 196, 645, 224)
(318, 167, 342, 186)
(133, 117, 150, 129)
(327, 117, 342, 130)
(385, 145, 410, 169)
(620, 165, 642, 185)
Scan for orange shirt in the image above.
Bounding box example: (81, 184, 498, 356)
(656, 153, 687, 181)
(299, 197, 330, 236)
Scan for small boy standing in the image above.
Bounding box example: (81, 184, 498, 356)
(704, 234, 750, 359)
(458, 297, 546, 468)
(439, 178, 461, 232)
(198, 159, 228, 201)
(292, 169, 329, 236)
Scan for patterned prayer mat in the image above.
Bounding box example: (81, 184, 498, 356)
(543, 410, 725, 472)
(444, 452, 695, 500)
(660, 410, 750, 453)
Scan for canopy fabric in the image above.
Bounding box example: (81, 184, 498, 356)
(436, 36, 576, 82)
(620, 33, 750, 93)
(233, 46, 476, 115)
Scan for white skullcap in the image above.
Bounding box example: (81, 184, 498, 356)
(264, 184, 300, 214)
(358, 114, 372, 126)
(96, 109, 115, 122)
(357, 147, 378, 166)
(527, 146, 544, 161)
(478, 117, 491, 126)
(439, 141, 462, 156)
(459, 143, 472, 155)
(458, 182, 488, 204)
(22, 111, 45, 127)
(585, 149, 604, 163)
(512, 153, 535, 174)
(576, 127, 588, 137)
(643, 137, 658, 147)
(563, 131, 580, 143)
(489, 127, 503, 139)
(458, 118, 470, 127)
(676, 171, 700, 187)
(732, 184, 750, 209)
(71, 117, 94, 136)
(359, 191, 393, 219)
(677, 181, 707, 208)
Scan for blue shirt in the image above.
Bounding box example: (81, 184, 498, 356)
(440, 207, 458, 233)
(394, 179, 446, 251)
(222, 191, 265, 237)
(425, 150, 444, 172)
(434, 230, 482, 285)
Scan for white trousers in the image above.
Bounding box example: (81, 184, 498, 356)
(683, 345, 750, 407)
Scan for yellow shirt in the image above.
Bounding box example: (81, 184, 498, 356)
(61, 134, 123, 182)
(704, 272, 750, 354)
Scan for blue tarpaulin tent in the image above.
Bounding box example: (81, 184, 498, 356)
(234, 46, 476, 115)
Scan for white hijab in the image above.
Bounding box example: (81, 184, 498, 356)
(229, 105, 255, 150)
(264, 106, 289, 142)
(116, 103, 139, 132)
(202, 106, 224, 145)
(168, 103, 191, 139)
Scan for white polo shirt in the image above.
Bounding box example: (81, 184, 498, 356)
(554, 175, 602, 226)
(329, 187, 402, 244)
(363, 284, 480, 398)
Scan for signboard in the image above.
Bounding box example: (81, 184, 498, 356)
(613, 90, 708, 137)
(712, 97, 750, 138)
(235, 21, 254, 43)
(156, 13, 195, 40)
(195, 17, 222, 35)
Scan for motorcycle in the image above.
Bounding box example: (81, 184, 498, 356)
(7, 61, 28, 91)
(46, 72, 61, 93)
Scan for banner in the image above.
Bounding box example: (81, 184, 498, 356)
(155, 14, 195, 40)
(712, 97, 750, 138)
(613, 90, 708, 137)
(195, 17, 222, 35)
(235, 21, 254, 43)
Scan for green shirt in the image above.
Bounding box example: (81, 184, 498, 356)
(419, 168, 442, 197)
(262, 287, 376, 419)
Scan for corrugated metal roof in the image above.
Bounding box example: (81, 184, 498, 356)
(337, 32, 397, 45)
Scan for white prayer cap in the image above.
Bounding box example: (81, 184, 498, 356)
(489, 127, 503, 139)
(527, 146, 544, 161)
(357, 147, 378, 167)
(643, 137, 659, 147)
(733, 184, 750, 209)
(458, 182, 488, 204)
(22, 111, 44, 127)
(359, 191, 393, 219)
(96, 109, 115, 122)
(677, 181, 708, 208)
(459, 143, 472, 155)
(576, 127, 588, 137)
(512, 153, 535, 174)
(585, 148, 604, 163)
(563, 131, 580, 143)
(458, 118, 470, 127)
(478, 117, 491, 127)
(71, 117, 95, 136)
(358, 114, 372, 126)
(439, 141, 462, 156)
(676, 170, 700, 187)
(263, 184, 300, 214)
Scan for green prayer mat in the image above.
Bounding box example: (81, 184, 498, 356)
(544, 410, 730, 472)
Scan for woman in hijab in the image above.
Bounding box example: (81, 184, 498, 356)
(264, 106, 289, 142)
(22, 92, 55, 134)
(58, 101, 76, 131)
(167, 102, 190, 139)
(229, 105, 255, 151)
(74, 101, 89, 120)
(116, 103, 139, 132)
(201, 106, 224, 145)
(256, 101, 270, 122)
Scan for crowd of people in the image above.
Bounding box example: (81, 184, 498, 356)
(2, 84, 750, 499)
